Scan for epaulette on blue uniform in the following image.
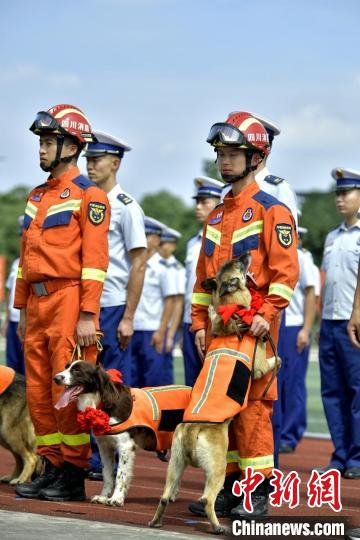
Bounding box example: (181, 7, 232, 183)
(264, 175, 284, 186)
(117, 193, 133, 205)
(72, 175, 96, 190)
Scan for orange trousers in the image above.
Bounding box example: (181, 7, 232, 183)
(24, 285, 98, 469)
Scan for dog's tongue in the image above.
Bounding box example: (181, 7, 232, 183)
(55, 386, 82, 410)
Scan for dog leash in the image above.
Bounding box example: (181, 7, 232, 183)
(70, 331, 103, 363)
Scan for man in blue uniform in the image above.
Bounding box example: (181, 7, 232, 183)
(318, 168, 360, 479)
(183, 176, 223, 386)
(84, 131, 147, 478)
(279, 227, 316, 453)
(131, 217, 178, 387)
(158, 226, 185, 385)
(2, 217, 25, 374)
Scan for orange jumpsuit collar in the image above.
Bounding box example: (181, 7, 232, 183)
(223, 180, 259, 208)
(47, 166, 81, 187)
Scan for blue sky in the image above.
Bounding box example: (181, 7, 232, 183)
(1, 0, 360, 203)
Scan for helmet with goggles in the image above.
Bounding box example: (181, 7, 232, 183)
(207, 111, 270, 157)
(30, 104, 95, 171)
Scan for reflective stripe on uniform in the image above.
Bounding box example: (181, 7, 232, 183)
(36, 432, 90, 446)
(238, 455, 274, 470)
(46, 199, 82, 217)
(206, 225, 221, 245)
(269, 282, 294, 302)
(61, 432, 90, 446)
(81, 268, 107, 282)
(36, 433, 62, 446)
(231, 221, 263, 243)
(17, 267, 23, 279)
(226, 451, 274, 470)
(191, 292, 212, 306)
(24, 201, 38, 219)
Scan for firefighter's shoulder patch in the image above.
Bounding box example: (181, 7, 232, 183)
(275, 223, 293, 248)
(88, 201, 106, 225)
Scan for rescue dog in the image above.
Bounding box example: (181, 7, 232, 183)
(54, 361, 191, 507)
(149, 253, 278, 534)
(204, 254, 280, 379)
(0, 368, 38, 484)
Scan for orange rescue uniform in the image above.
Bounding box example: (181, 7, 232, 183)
(191, 180, 299, 477)
(107, 386, 192, 451)
(14, 166, 110, 469)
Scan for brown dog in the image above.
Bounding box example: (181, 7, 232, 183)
(0, 366, 38, 484)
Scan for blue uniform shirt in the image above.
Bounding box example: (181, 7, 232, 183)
(184, 231, 202, 324)
(256, 166, 298, 227)
(286, 248, 316, 326)
(101, 183, 147, 307)
(321, 220, 360, 320)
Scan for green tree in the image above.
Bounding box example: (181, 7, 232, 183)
(0, 185, 29, 272)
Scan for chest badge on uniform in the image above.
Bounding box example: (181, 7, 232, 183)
(209, 211, 223, 225)
(88, 202, 106, 225)
(60, 188, 70, 199)
(275, 223, 293, 248)
(242, 208, 253, 222)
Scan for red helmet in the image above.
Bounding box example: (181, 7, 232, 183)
(30, 104, 94, 144)
(207, 111, 270, 157)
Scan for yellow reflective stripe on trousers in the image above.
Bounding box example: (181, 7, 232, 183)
(61, 432, 90, 446)
(231, 220, 263, 243)
(36, 433, 62, 446)
(238, 455, 274, 469)
(269, 283, 294, 302)
(46, 199, 82, 216)
(36, 432, 90, 446)
(191, 292, 212, 306)
(206, 225, 221, 245)
(227, 450, 240, 463)
(24, 201, 38, 219)
(81, 268, 107, 282)
(17, 267, 23, 279)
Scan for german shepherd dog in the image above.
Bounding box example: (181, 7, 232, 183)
(0, 369, 38, 484)
(149, 254, 279, 534)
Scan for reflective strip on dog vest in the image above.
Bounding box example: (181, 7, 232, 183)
(191, 292, 212, 306)
(268, 282, 294, 302)
(231, 220, 263, 243)
(81, 268, 107, 282)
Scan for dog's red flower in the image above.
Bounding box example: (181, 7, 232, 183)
(217, 288, 264, 326)
(106, 369, 123, 384)
(77, 407, 111, 436)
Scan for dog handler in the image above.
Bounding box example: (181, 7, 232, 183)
(14, 104, 110, 501)
(189, 112, 299, 518)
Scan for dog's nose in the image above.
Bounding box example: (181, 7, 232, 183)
(53, 374, 64, 385)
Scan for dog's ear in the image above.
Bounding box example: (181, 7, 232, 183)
(96, 367, 119, 411)
(201, 278, 217, 291)
(237, 251, 251, 274)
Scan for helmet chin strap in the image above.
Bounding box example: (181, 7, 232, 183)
(40, 135, 77, 172)
(220, 151, 262, 183)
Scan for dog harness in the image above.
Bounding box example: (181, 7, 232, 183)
(183, 334, 257, 423)
(0, 365, 16, 395)
(105, 385, 192, 451)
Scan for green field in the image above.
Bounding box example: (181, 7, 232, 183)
(0, 338, 329, 436)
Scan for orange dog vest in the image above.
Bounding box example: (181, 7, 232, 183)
(0, 365, 16, 395)
(183, 334, 256, 423)
(108, 385, 192, 451)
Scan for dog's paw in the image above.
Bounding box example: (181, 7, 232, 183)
(148, 519, 162, 528)
(211, 524, 231, 535)
(107, 495, 125, 506)
(91, 495, 109, 505)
